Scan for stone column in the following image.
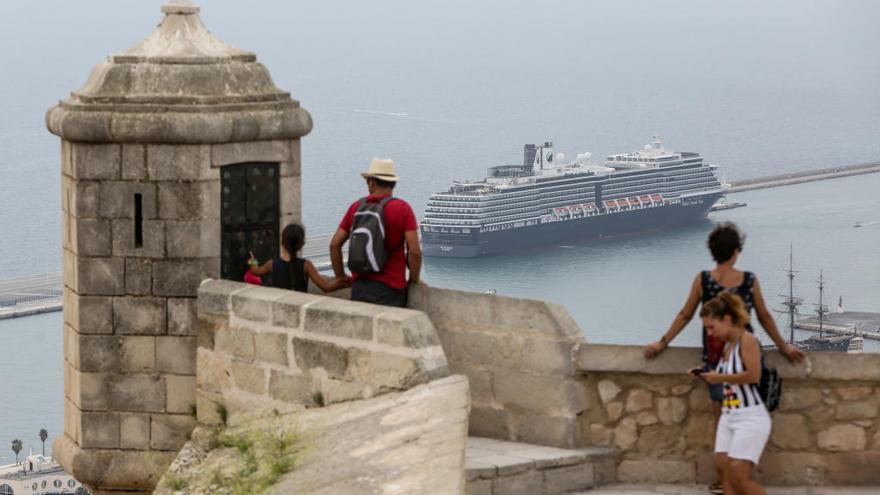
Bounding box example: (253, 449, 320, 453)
(47, 2, 311, 493)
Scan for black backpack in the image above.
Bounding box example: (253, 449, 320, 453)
(759, 364, 782, 412)
(348, 196, 396, 274)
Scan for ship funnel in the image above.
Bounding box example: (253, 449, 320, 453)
(526, 142, 555, 171)
(533, 142, 555, 171)
(523, 144, 538, 168)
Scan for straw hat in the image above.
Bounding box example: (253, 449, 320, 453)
(360, 158, 400, 183)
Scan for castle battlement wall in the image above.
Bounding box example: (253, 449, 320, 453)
(408, 285, 590, 449)
(577, 344, 880, 485)
(196, 280, 450, 424)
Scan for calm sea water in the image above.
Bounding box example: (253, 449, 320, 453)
(0, 0, 878, 456)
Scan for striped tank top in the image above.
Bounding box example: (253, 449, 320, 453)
(716, 340, 764, 410)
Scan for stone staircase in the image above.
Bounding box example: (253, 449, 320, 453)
(466, 437, 617, 495)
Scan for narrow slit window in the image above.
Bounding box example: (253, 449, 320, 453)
(66, 190, 72, 245)
(134, 193, 143, 248)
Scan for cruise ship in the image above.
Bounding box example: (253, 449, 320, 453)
(421, 138, 727, 257)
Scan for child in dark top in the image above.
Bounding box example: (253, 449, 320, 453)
(248, 224, 350, 293)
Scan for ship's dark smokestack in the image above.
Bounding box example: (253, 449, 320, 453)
(523, 144, 538, 167)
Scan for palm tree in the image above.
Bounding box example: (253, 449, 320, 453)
(39, 429, 48, 457)
(11, 439, 22, 465)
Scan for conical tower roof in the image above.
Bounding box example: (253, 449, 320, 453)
(47, 1, 311, 144)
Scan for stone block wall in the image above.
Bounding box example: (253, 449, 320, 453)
(56, 139, 301, 493)
(576, 344, 880, 485)
(408, 286, 588, 449)
(195, 280, 450, 424)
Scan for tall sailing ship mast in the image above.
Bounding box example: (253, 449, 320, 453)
(814, 270, 829, 339)
(778, 246, 803, 344)
(772, 250, 852, 352)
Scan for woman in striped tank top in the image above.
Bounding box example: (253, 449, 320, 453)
(696, 292, 770, 495)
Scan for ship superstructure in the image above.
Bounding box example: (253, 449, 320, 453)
(421, 138, 727, 257)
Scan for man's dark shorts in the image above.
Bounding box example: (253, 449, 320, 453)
(351, 279, 407, 307)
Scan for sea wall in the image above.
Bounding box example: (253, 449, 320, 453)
(409, 285, 589, 449)
(576, 344, 880, 485)
(195, 280, 450, 423)
(728, 161, 880, 192)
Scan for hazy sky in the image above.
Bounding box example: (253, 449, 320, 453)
(0, 0, 878, 236)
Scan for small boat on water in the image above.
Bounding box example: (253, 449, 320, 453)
(854, 221, 862, 228)
(710, 201, 747, 212)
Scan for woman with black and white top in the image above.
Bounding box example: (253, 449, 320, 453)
(695, 292, 770, 495)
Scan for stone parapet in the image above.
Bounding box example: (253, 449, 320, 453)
(409, 285, 588, 449)
(576, 344, 880, 485)
(195, 280, 449, 423)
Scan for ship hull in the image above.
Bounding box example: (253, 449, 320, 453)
(422, 193, 721, 258)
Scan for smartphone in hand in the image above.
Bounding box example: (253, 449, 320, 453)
(688, 367, 705, 377)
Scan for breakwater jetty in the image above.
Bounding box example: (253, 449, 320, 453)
(0, 272, 62, 319)
(728, 161, 880, 192)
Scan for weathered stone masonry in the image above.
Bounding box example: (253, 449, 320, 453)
(195, 280, 450, 424)
(408, 285, 591, 450)
(577, 344, 880, 485)
(408, 286, 880, 486)
(49, 2, 311, 493)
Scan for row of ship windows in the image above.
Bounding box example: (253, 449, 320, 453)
(426, 179, 716, 218)
(603, 179, 663, 189)
(428, 191, 653, 223)
(662, 171, 716, 180)
(428, 191, 714, 228)
(427, 197, 669, 227)
(599, 175, 711, 194)
(434, 169, 662, 202)
(663, 178, 720, 188)
(426, 178, 717, 217)
(430, 164, 713, 204)
(428, 189, 596, 212)
(426, 192, 599, 218)
(603, 183, 663, 195)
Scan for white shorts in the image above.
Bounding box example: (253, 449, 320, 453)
(715, 406, 771, 464)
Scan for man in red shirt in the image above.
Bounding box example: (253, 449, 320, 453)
(330, 158, 422, 307)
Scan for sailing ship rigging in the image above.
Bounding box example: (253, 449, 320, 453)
(769, 248, 860, 353)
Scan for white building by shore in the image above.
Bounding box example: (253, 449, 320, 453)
(0, 454, 88, 494)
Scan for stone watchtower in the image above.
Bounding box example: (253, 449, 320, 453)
(47, 2, 311, 492)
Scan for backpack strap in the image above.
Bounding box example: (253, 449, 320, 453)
(377, 196, 408, 255)
(348, 198, 370, 234)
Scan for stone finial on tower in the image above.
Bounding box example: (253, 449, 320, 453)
(48, 3, 310, 493)
(161, 0, 200, 15)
